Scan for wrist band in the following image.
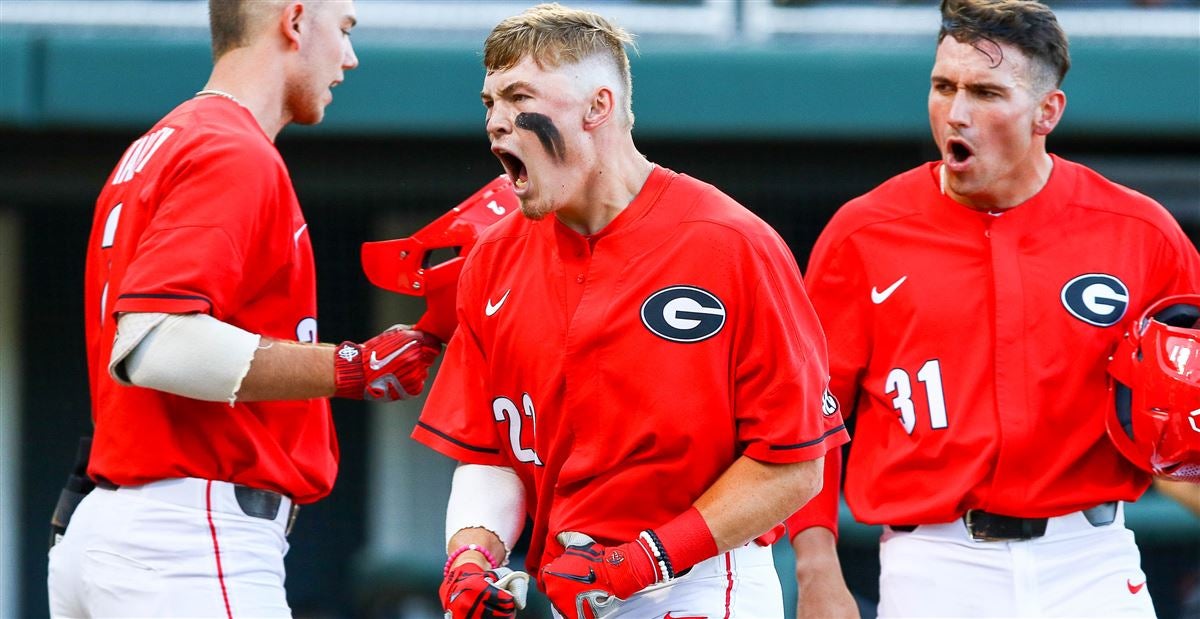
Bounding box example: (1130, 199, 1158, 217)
(444, 543, 499, 576)
(332, 342, 365, 399)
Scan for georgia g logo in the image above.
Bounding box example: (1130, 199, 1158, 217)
(641, 286, 726, 343)
(1060, 273, 1128, 327)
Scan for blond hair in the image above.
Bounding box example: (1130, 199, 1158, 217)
(484, 3, 636, 126)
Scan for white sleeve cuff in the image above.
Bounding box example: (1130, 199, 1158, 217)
(110, 312, 260, 405)
(446, 464, 526, 564)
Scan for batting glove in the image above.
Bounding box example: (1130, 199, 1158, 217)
(440, 563, 530, 619)
(539, 531, 658, 619)
(541, 507, 718, 618)
(333, 326, 441, 400)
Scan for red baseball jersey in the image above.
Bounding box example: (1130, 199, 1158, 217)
(804, 155, 1200, 526)
(413, 165, 848, 573)
(83, 97, 337, 503)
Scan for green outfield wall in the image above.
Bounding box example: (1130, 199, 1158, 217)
(2, 28, 1197, 138)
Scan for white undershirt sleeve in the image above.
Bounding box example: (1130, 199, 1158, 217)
(109, 312, 261, 406)
(446, 463, 527, 564)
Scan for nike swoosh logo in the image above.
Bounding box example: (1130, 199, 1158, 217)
(544, 568, 596, 584)
(368, 340, 418, 371)
(871, 275, 908, 304)
(485, 289, 511, 317)
(293, 223, 308, 243)
(1127, 579, 1146, 594)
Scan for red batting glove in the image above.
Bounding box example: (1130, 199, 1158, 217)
(539, 532, 659, 619)
(332, 326, 441, 400)
(440, 563, 528, 619)
(542, 508, 718, 618)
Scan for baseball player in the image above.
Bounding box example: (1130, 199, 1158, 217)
(47, 2, 441, 617)
(789, 1, 1200, 617)
(411, 4, 849, 618)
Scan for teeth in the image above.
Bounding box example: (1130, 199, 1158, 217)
(514, 178, 527, 189)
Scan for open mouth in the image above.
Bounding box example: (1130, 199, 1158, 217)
(493, 148, 529, 190)
(947, 138, 973, 165)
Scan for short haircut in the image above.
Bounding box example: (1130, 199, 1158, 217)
(208, 0, 284, 61)
(938, 0, 1070, 93)
(483, 3, 637, 126)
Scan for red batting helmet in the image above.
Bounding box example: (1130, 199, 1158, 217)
(360, 176, 517, 342)
(1107, 294, 1200, 481)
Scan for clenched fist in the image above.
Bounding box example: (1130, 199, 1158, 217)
(440, 563, 529, 619)
(539, 532, 658, 619)
(333, 326, 441, 400)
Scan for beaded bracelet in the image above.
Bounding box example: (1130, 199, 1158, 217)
(639, 529, 674, 582)
(443, 543, 499, 576)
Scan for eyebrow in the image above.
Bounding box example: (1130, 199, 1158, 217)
(482, 80, 536, 100)
(344, 15, 358, 28)
(931, 75, 1010, 91)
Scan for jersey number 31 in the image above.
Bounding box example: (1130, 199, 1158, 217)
(885, 359, 949, 435)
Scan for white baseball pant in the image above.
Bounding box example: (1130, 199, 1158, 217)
(877, 502, 1155, 618)
(48, 477, 293, 618)
(550, 542, 784, 619)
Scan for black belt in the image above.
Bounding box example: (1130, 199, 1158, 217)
(889, 502, 1118, 542)
(96, 479, 299, 536)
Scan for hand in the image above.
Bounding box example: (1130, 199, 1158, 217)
(333, 326, 441, 400)
(440, 563, 529, 619)
(540, 532, 658, 619)
(796, 575, 859, 619)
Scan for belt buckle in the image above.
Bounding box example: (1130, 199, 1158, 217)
(964, 510, 1001, 542)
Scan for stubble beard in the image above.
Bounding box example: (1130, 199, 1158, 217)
(520, 199, 550, 221)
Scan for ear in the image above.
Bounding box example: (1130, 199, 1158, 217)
(582, 86, 615, 131)
(280, 1, 305, 49)
(1034, 89, 1066, 136)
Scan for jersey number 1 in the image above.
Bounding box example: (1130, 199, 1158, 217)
(884, 359, 948, 434)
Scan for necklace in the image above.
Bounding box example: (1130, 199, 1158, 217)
(195, 89, 245, 107)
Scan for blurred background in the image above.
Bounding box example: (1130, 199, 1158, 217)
(1, 1, 1197, 617)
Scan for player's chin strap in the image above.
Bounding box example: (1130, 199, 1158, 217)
(558, 531, 625, 619)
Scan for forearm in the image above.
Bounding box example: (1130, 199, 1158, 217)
(695, 455, 823, 552)
(235, 338, 335, 401)
(444, 464, 525, 570)
(115, 312, 438, 404)
(540, 454, 825, 612)
(792, 527, 858, 619)
(1153, 478, 1200, 518)
(114, 312, 333, 401)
